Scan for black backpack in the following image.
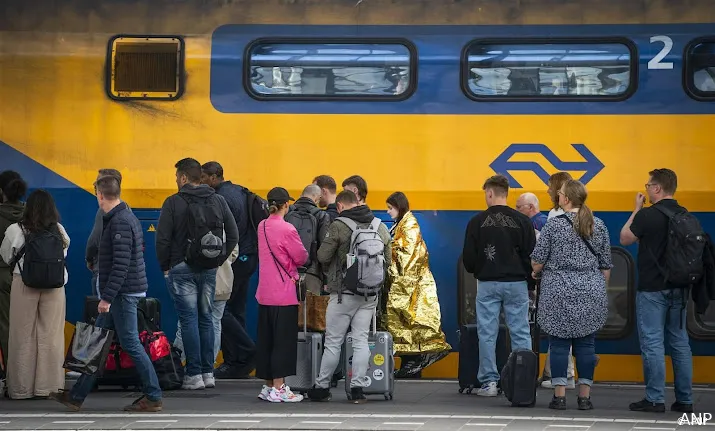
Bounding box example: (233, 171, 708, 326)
(243, 187, 269, 232)
(12, 225, 65, 289)
(284, 206, 319, 268)
(180, 194, 226, 269)
(651, 205, 707, 286)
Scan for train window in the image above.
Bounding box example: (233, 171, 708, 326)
(463, 40, 635, 101)
(245, 40, 415, 100)
(685, 39, 715, 100)
(106, 36, 184, 100)
(599, 247, 634, 338)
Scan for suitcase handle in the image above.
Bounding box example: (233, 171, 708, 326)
(300, 276, 308, 340)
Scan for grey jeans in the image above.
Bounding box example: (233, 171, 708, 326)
(315, 293, 377, 389)
(175, 299, 227, 365)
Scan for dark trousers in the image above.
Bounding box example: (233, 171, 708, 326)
(255, 304, 298, 380)
(220, 255, 257, 368)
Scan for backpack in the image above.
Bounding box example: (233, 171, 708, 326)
(336, 216, 386, 299)
(243, 187, 269, 232)
(179, 194, 226, 269)
(284, 206, 319, 268)
(11, 225, 65, 289)
(651, 205, 707, 286)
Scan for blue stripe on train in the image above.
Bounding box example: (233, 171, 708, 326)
(1, 139, 713, 356)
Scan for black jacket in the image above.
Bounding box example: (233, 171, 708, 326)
(215, 180, 256, 256)
(325, 203, 339, 222)
(693, 233, 715, 314)
(97, 202, 148, 303)
(289, 197, 332, 276)
(156, 184, 239, 272)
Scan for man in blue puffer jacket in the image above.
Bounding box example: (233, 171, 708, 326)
(51, 174, 163, 412)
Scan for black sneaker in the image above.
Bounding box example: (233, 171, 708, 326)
(350, 387, 367, 404)
(577, 396, 594, 410)
(549, 396, 567, 410)
(213, 364, 240, 379)
(629, 399, 666, 412)
(307, 386, 331, 402)
(671, 402, 694, 413)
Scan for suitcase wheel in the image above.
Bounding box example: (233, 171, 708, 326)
(465, 386, 474, 395)
(384, 393, 393, 401)
(458, 387, 464, 394)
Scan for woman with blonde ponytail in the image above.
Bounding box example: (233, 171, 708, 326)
(530, 180, 612, 411)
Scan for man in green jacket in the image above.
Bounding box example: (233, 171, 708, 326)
(308, 189, 391, 404)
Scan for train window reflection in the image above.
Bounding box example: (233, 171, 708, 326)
(602, 248, 633, 337)
(246, 41, 414, 99)
(463, 40, 634, 100)
(686, 41, 715, 99)
(695, 302, 715, 331)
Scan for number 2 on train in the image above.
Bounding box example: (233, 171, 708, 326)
(648, 35, 674, 70)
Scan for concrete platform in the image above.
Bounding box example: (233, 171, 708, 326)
(0, 380, 713, 430)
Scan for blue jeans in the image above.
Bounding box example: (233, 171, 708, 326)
(549, 333, 596, 387)
(70, 296, 162, 402)
(636, 289, 693, 404)
(175, 299, 226, 364)
(476, 280, 532, 384)
(166, 262, 216, 377)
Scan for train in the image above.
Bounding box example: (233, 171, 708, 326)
(1, 0, 714, 384)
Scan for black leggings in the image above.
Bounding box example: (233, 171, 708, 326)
(255, 305, 298, 380)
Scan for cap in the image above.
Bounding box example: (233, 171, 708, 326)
(267, 187, 295, 205)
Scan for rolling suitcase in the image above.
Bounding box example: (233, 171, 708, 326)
(284, 293, 323, 394)
(344, 309, 394, 401)
(457, 322, 510, 394)
(500, 288, 541, 407)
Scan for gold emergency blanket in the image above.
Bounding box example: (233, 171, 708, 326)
(385, 211, 452, 354)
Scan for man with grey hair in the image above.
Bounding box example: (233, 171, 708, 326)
(285, 184, 332, 294)
(516, 192, 548, 234)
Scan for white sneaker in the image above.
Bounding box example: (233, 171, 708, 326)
(202, 373, 215, 388)
(541, 379, 553, 389)
(258, 385, 271, 401)
(267, 384, 303, 403)
(182, 374, 205, 390)
(476, 381, 498, 397)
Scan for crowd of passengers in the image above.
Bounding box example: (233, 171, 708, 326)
(0, 162, 705, 414)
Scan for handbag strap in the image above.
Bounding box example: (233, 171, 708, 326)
(262, 222, 294, 283)
(557, 214, 601, 264)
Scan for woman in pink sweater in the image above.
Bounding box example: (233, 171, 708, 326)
(255, 187, 308, 403)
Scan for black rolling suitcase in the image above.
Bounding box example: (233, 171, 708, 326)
(500, 287, 541, 407)
(457, 323, 510, 394)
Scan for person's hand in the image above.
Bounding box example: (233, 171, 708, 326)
(86, 261, 94, 271)
(98, 300, 111, 314)
(531, 270, 541, 280)
(635, 192, 646, 211)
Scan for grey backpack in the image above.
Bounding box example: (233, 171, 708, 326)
(336, 216, 386, 300)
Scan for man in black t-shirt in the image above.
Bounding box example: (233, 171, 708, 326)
(620, 168, 693, 414)
(462, 175, 536, 397)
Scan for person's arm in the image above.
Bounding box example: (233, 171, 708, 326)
(156, 198, 174, 273)
(317, 222, 340, 265)
(530, 218, 553, 277)
(101, 219, 132, 304)
(219, 195, 239, 262)
(0, 225, 20, 266)
(285, 226, 309, 268)
(462, 218, 478, 274)
(620, 193, 646, 246)
(317, 211, 331, 249)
